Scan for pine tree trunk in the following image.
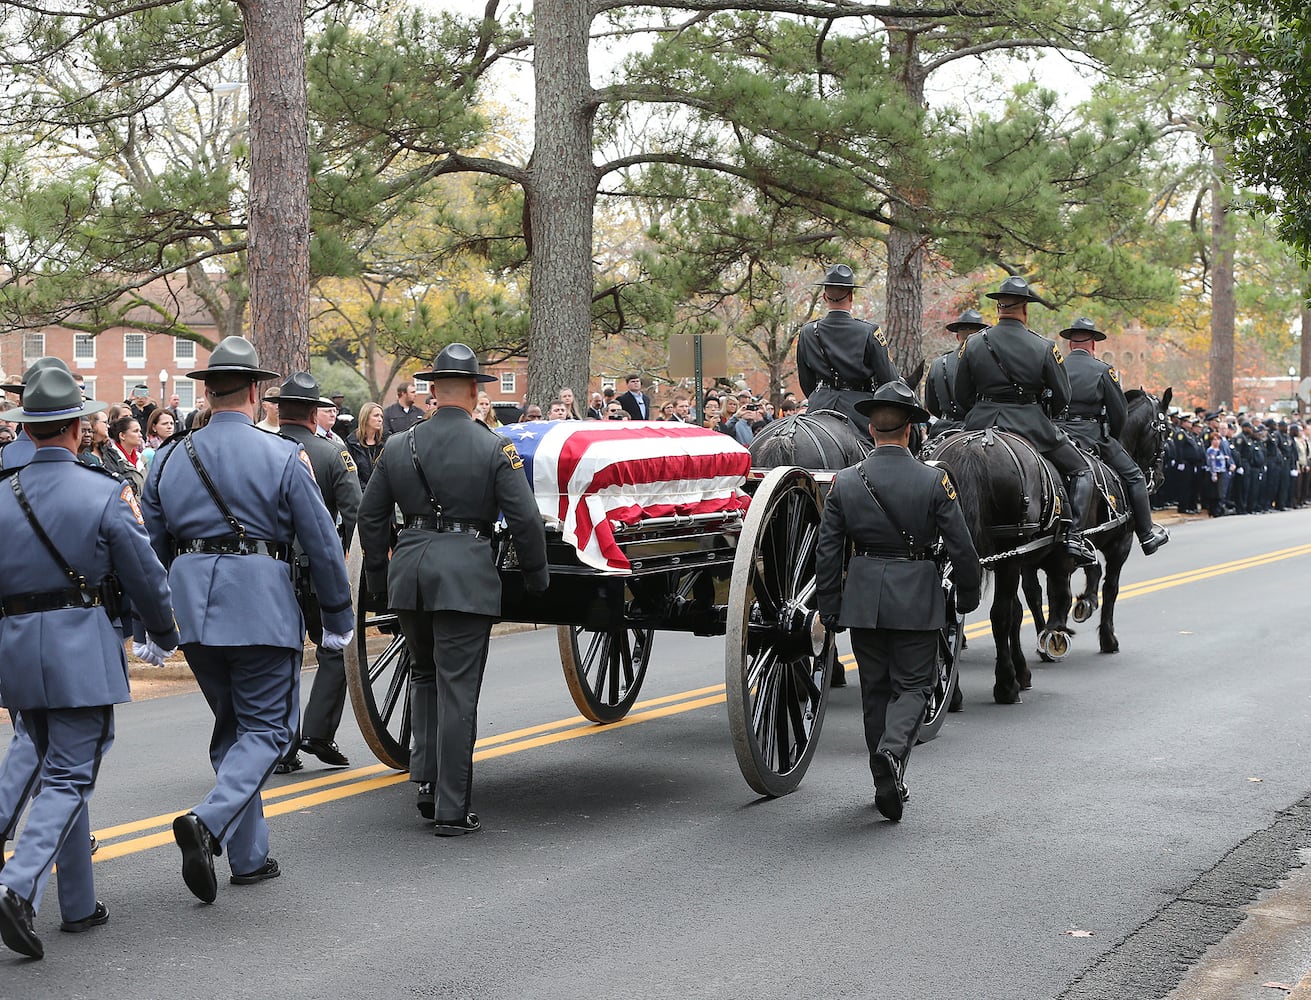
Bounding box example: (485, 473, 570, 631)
(1301, 294, 1311, 417)
(1209, 136, 1235, 412)
(239, 0, 310, 378)
(526, 0, 597, 407)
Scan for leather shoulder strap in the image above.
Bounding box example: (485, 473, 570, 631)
(856, 465, 917, 555)
(11, 472, 89, 593)
(183, 434, 247, 538)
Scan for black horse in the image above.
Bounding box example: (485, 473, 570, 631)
(1020, 388, 1172, 658)
(920, 428, 1072, 704)
(748, 408, 872, 470)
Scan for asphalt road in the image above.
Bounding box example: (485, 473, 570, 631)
(4, 510, 1311, 999)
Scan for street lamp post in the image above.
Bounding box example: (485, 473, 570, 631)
(1290, 366, 1298, 415)
(159, 368, 169, 403)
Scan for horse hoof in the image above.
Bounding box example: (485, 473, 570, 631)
(948, 686, 964, 713)
(993, 685, 1022, 705)
(1100, 637, 1120, 654)
(1037, 650, 1053, 663)
(1072, 598, 1097, 623)
(1038, 629, 1071, 661)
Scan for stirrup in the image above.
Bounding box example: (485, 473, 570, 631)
(1065, 535, 1098, 567)
(1140, 524, 1170, 555)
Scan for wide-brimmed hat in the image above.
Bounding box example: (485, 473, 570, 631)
(853, 380, 931, 427)
(1059, 317, 1107, 342)
(187, 335, 281, 381)
(0, 367, 106, 423)
(414, 343, 496, 383)
(985, 275, 1042, 302)
(266, 371, 332, 406)
(813, 263, 863, 289)
(1, 356, 72, 395)
(946, 308, 987, 333)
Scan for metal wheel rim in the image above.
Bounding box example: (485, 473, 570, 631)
(558, 623, 655, 724)
(344, 538, 411, 770)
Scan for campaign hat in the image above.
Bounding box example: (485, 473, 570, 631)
(1058, 317, 1107, 342)
(266, 371, 333, 407)
(985, 275, 1042, 302)
(946, 309, 987, 333)
(187, 336, 280, 381)
(414, 343, 496, 383)
(854, 379, 931, 428)
(813, 264, 863, 289)
(1, 356, 72, 395)
(0, 367, 106, 423)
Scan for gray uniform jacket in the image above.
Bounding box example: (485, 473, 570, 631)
(0, 449, 178, 710)
(141, 410, 353, 648)
(925, 349, 965, 421)
(954, 318, 1072, 451)
(358, 406, 549, 614)
(816, 446, 982, 630)
(796, 310, 900, 433)
(279, 423, 362, 551)
(1058, 348, 1127, 450)
(1, 430, 36, 470)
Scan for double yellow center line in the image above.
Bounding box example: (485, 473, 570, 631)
(55, 539, 1311, 863)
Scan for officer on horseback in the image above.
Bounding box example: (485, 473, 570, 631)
(925, 308, 988, 438)
(795, 264, 900, 442)
(1056, 318, 1169, 555)
(953, 275, 1097, 566)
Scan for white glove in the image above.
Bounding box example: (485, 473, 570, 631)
(1236, 467, 1245, 475)
(140, 638, 176, 667)
(132, 641, 150, 660)
(320, 629, 354, 651)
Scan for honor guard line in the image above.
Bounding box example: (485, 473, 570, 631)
(10, 539, 1307, 867)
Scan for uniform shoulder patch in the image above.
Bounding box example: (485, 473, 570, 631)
(120, 482, 144, 525)
(1052, 343, 1064, 364)
(871, 326, 889, 348)
(502, 441, 524, 470)
(296, 447, 317, 481)
(340, 448, 357, 473)
(940, 470, 957, 502)
(1107, 366, 1120, 384)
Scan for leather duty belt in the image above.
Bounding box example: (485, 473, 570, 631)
(853, 548, 932, 561)
(1, 583, 115, 617)
(978, 392, 1038, 405)
(177, 537, 292, 561)
(1064, 414, 1102, 423)
(815, 379, 873, 392)
(402, 515, 494, 537)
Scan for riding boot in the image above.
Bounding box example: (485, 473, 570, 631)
(1127, 476, 1170, 554)
(1063, 471, 1098, 567)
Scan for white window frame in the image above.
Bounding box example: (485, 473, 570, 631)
(123, 332, 147, 369)
(22, 332, 44, 363)
(73, 333, 96, 368)
(500, 372, 516, 395)
(174, 381, 196, 411)
(413, 378, 430, 398)
(601, 378, 616, 392)
(173, 336, 196, 363)
(80, 377, 96, 400)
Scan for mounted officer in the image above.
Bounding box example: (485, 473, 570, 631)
(795, 264, 900, 442)
(141, 336, 354, 904)
(815, 381, 982, 822)
(924, 308, 988, 438)
(1056, 318, 1169, 555)
(953, 275, 1097, 566)
(267, 372, 363, 775)
(0, 367, 177, 959)
(358, 343, 549, 836)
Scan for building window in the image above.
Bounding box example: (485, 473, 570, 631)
(124, 333, 146, 368)
(500, 372, 516, 394)
(1102, 351, 1114, 364)
(175, 381, 196, 410)
(80, 377, 96, 400)
(73, 334, 96, 368)
(413, 378, 430, 398)
(22, 332, 44, 363)
(173, 336, 196, 363)
(601, 378, 616, 392)
(1121, 350, 1134, 364)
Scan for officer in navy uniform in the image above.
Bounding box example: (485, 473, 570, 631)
(268, 372, 362, 773)
(0, 367, 177, 959)
(924, 308, 987, 438)
(1056, 318, 1169, 555)
(358, 343, 549, 835)
(815, 381, 982, 822)
(796, 264, 900, 442)
(953, 275, 1097, 566)
(141, 337, 353, 903)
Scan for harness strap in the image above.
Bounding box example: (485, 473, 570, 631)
(856, 467, 919, 557)
(11, 473, 91, 596)
(408, 430, 443, 517)
(935, 356, 959, 416)
(184, 435, 247, 539)
(979, 331, 1030, 401)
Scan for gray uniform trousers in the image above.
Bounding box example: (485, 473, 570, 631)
(850, 629, 939, 772)
(2, 707, 111, 922)
(301, 644, 346, 741)
(0, 714, 39, 840)
(395, 610, 493, 821)
(184, 644, 300, 876)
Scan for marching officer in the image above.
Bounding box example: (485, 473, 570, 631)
(267, 373, 362, 774)
(141, 337, 353, 903)
(1056, 318, 1169, 555)
(815, 381, 982, 822)
(953, 275, 1097, 565)
(796, 264, 900, 441)
(924, 308, 987, 438)
(1, 357, 75, 470)
(0, 367, 177, 959)
(358, 343, 549, 835)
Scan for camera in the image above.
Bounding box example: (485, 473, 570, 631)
(131, 386, 149, 398)
(607, 413, 624, 420)
(746, 403, 761, 412)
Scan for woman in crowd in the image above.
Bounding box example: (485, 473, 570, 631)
(347, 401, 385, 489)
(559, 386, 583, 420)
(701, 397, 723, 431)
(101, 414, 147, 495)
(144, 408, 176, 467)
(77, 417, 103, 468)
(475, 392, 501, 429)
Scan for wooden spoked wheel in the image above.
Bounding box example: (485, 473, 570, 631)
(343, 538, 411, 770)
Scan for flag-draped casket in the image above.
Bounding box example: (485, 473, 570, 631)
(497, 421, 752, 573)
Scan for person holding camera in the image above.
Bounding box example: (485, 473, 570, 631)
(726, 399, 765, 446)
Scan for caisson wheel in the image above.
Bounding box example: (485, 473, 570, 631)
(558, 623, 654, 724)
(343, 538, 411, 770)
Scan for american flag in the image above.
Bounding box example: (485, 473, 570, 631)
(498, 420, 752, 573)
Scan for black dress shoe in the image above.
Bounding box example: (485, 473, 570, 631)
(230, 857, 281, 885)
(0, 884, 42, 959)
(872, 750, 905, 823)
(300, 738, 349, 768)
(89, 833, 99, 855)
(433, 812, 481, 837)
(273, 753, 303, 775)
(172, 813, 219, 904)
(416, 782, 435, 820)
(59, 900, 109, 933)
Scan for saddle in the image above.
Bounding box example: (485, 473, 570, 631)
(1078, 451, 1132, 537)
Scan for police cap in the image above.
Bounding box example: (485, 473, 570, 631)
(1, 356, 72, 395)
(985, 275, 1042, 303)
(1058, 317, 1107, 342)
(813, 264, 863, 289)
(414, 343, 497, 383)
(853, 380, 931, 429)
(188, 336, 281, 382)
(267, 371, 333, 406)
(946, 308, 987, 333)
(0, 367, 106, 423)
